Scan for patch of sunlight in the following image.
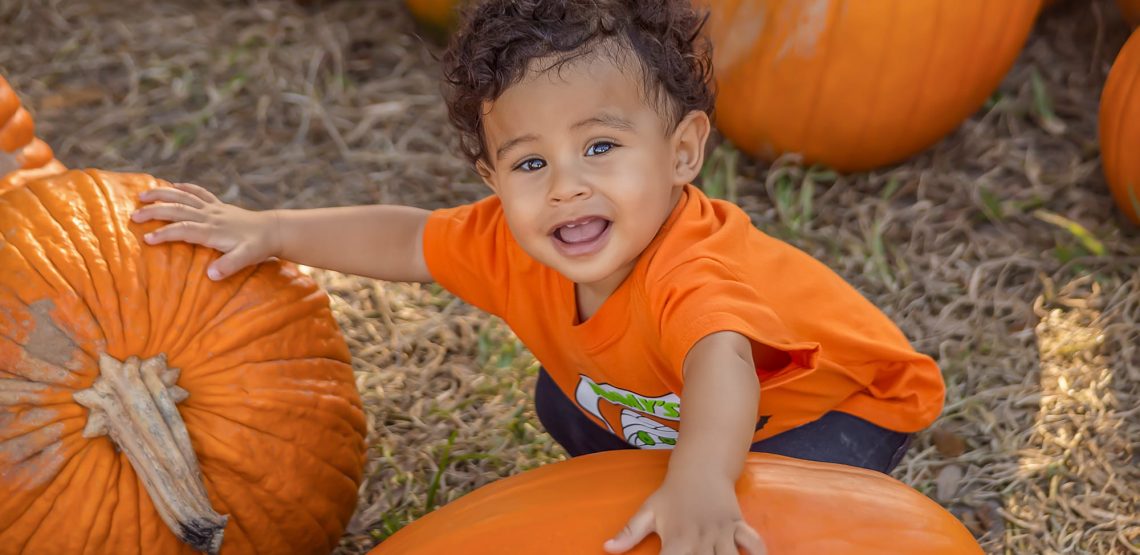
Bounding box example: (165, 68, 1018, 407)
(1009, 300, 1139, 553)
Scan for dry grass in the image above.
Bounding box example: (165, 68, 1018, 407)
(2, 0, 1138, 553)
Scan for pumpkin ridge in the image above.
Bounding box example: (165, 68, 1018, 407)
(181, 402, 364, 484)
(949, 3, 992, 132)
(0, 341, 88, 388)
(196, 457, 330, 554)
(23, 180, 115, 344)
(6, 436, 87, 551)
(10, 183, 111, 358)
(158, 265, 259, 364)
(174, 294, 347, 375)
(70, 173, 133, 354)
(894, 3, 942, 161)
(78, 443, 122, 555)
(180, 357, 358, 389)
(852, 2, 898, 155)
(89, 171, 151, 356)
(0, 408, 84, 448)
(795, 0, 843, 158)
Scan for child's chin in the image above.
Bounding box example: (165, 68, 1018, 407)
(557, 264, 621, 286)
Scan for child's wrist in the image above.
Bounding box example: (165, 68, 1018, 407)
(266, 209, 285, 258)
(665, 450, 736, 486)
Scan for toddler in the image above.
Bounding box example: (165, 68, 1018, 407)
(133, 1, 946, 552)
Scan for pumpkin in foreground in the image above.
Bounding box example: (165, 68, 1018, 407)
(1100, 29, 1140, 224)
(374, 450, 983, 554)
(0, 74, 66, 194)
(699, 0, 1039, 173)
(0, 170, 367, 554)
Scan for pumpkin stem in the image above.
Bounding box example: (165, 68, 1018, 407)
(73, 354, 228, 555)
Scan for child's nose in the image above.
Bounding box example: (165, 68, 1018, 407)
(547, 170, 591, 204)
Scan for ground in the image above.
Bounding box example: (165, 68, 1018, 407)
(2, 0, 1138, 553)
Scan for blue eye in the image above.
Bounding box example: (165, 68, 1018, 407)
(586, 142, 615, 156)
(516, 158, 546, 172)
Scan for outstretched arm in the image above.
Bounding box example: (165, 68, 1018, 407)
(132, 182, 433, 283)
(605, 330, 767, 555)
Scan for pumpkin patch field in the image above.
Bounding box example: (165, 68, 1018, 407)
(2, 1, 1138, 554)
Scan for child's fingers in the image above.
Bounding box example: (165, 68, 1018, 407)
(138, 187, 207, 209)
(207, 247, 259, 281)
(143, 221, 212, 247)
(173, 182, 220, 204)
(132, 203, 205, 224)
(714, 528, 738, 555)
(603, 505, 655, 554)
(733, 522, 766, 555)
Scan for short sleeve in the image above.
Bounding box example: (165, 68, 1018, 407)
(651, 257, 821, 386)
(422, 196, 513, 317)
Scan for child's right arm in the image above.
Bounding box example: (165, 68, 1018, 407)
(131, 182, 433, 283)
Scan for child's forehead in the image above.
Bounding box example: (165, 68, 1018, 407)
(484, 53, 654, 119)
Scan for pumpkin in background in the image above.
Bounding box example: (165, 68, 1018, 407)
(0, 74, 66, 194)
(1118, 0, 1140, 27)
(375, 450, 984, 554)
(1100, 30, 1140, 224)
(700, 0, 1039, 173)
(0, 170, 367, 554)
(405, 0, 464, 37)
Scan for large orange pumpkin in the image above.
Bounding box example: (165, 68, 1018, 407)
(1100, 30, 1140, 224)
(0, 75, 65, 194)
(1119, 0, 1140, 27)
(374, 451, 983, 554)
(0, 170, 367, 554)
(700, 0, 1040, 173)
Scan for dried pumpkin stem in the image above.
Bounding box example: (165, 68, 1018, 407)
(73, 354, 227, 555)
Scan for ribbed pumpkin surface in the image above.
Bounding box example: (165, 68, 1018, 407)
(702, 0, 1039, 172)
(0, 75, 65, 194)
(1100, 30, 1140, 224)
(375, 450, 983, 554)
(0, 170, 367, 554)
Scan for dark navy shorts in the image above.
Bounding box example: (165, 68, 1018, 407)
(534, 368, 912, 474)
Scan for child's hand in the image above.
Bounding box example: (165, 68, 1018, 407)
(132, 182, 280, 280)
(603, 473, 765, 555)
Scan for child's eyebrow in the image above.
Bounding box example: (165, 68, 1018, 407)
(496, 134, 539, 162)
(572, 113, 635, 132)
(494, 114, 634, 163)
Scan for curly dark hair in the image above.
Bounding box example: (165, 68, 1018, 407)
(440, 0, 715, 166)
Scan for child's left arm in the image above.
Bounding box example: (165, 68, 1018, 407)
(604, 331, 767, 555)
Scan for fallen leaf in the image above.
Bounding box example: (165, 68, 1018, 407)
(936, 464, 965, 503)
(931, 428, 967, 457)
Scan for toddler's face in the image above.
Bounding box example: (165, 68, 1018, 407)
(478, 53, 708, 298)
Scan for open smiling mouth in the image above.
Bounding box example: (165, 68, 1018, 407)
(551, 216, 613, 256)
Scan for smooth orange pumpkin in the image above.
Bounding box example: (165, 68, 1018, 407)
(374, 450, 983, 554)
(0, 170, 367, 554)
(0, 74, 65, 193)
(700, 0, 1040, 173)
(1100, 30, 1140, 224)
(1118, 0, 1140, 27)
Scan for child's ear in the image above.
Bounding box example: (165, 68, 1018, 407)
(475, 158, 501, 194)
(671, 110, 712, 185)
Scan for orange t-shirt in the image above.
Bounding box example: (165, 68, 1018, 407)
(422, 185, 944, 447)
